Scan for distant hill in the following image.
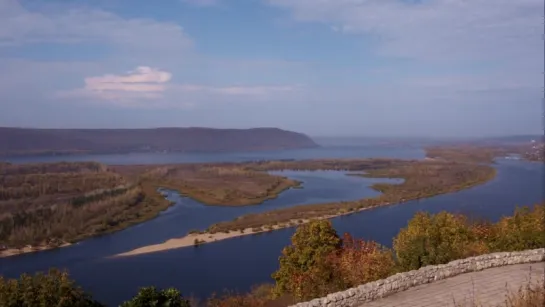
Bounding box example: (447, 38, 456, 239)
(0, 127, 319, 156)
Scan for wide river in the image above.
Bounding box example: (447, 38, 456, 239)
(0, 146, 543, 306)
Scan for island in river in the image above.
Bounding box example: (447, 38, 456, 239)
(1, 144, 525, 258)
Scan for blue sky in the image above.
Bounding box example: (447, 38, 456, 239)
(0, 0, 543, 137)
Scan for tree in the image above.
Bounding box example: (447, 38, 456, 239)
(393, 211, 475, 271)
(487, 205, 545, 252)
(0, 269, 104, 307)
(271, 220, 341, 299)
(120, 286, 190, 307)
(329, 233, 396, 287)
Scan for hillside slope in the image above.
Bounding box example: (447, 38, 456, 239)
(0, 127, 318, 156)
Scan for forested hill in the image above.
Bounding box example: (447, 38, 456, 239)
(0, 127, 319, 156)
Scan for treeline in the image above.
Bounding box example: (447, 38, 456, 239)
(1, 204, 542, 307)
(0, 162, 172, 249)
(0, 173, 126, 201)
(0, 162, 108, 176)
(0, 186, 150, 247)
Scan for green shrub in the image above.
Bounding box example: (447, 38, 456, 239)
(120, 287, 190, 307)
(0, 269, 104, 307)
(393, 211, 475, 271)
(487, 205, 545, 252)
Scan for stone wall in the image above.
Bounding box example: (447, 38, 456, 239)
(290, 248, 545, 307)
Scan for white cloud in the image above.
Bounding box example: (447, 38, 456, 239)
(267, 0, 542, 63)
(58, 66, 172, 103)
(0, 0, 193, 53)
(269, 0, 541, 112)
(85, 66, 172, 91)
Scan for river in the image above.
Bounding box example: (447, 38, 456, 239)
(0, 147, 542, 306)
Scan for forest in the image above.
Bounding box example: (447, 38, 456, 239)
(0, 162, 170, 252)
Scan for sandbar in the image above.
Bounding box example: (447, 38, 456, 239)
(0, 243, 71, 259)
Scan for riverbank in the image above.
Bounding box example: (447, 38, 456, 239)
(113, 213, 339, 257)
(114, 162, 497, 257)
(0, 243, 71, 258)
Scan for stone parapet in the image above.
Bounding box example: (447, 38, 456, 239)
(290, 248, 545, 307)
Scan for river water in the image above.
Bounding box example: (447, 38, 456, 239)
(0, 147, 543, 306)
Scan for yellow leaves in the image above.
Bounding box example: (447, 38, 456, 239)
(394, 211, 477, 271)
(394, 204, 545, 272)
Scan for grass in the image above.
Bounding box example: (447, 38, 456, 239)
(455, 269, 545, 307)
(504, 279, 545, 307)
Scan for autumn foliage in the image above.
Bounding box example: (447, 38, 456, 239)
(330, 233, 396, 288)
(271, 220, 341, 299)
(0, 269, 103, 307)
(272, 204, 544, 302)
(272, 221, 396, 301)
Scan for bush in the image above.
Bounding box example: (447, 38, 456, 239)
(120, 287, 190, 307)
(0, 269, 104, 307)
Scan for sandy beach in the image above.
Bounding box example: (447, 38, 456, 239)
(0, 243, 71, 259)
(112, 209, 372, 258)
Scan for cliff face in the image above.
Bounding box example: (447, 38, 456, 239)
(0, 127, 319, 156)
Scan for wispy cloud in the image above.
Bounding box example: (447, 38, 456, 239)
(0, 0, 193, 54)
(267, 0, 542, 64)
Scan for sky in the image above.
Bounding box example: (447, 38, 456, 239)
(0, 0, 543, 137)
